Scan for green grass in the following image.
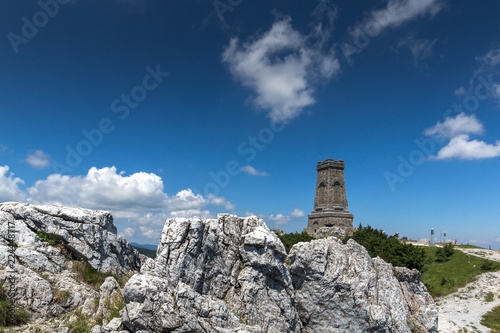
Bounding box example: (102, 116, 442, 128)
(66, 309, 92, 333)
(36, 231, 59, 246)
(132, 246, 156, 259)
(485, 291, 495, 302)
(72, 261, 114, 289)
(481, 304, 500, 332)
(455, 245, 485, 249)
(420, 247, 500, 298)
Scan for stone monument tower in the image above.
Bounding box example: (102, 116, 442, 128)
(304, 159, 355, 237)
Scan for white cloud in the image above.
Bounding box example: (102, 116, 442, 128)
(290, 208, 305, 218)
(27, 166, 209, 212)
(206, 193, 236, 211)
(25, 149, 51, 169)
(0, 165, 25, 202)
(425, 113, 500, 160)
(432, 134, 500, 160)
(222, 12, 340, 124)
(394, 35, 437, 66)
(476, 48, 500, 69)
(424, 113, 484, 139)
(240, 165, 270, 177)
(352, 0, 444, 36)
(268, 213, 291, 225)
(123, 227, 135, 238)
(495, 236, 500, 243)
(140, 226, 160, 239)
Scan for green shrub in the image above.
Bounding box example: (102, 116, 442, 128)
(36, 231, 59, 246)
(344, 225, 426, 271)
(485, 292, 495, 302)
(277, 232, 315, 253)
(480, 261, 499, 271)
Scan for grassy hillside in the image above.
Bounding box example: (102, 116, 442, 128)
(481, 304, 500, 332)
(420, 246, 500, 298)
(133, 246, 156, 259)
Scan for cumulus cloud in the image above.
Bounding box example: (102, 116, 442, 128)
(424, 113, 484, 139)
(432, 135, 500, 160)
(425, 113, 500, 160)
(394, 35, 437, 66)
(27, 166, 234, 213)
(123, 227, 135, 237)
(290, 208, 305, 218)
(0, 165, 25, 202)
(351, 0, 444, 36)
(25, 149, 51, 169)
(254, 208, 307, 226)
(222, 4, 340, 124)
(140, 225, 160, 239)
(267, 213, 291, 225)
(240, 165, 270, 177)
(206, 193, 236, 211)
(496, 236, 500, 243)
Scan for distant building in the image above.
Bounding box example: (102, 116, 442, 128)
(304, 159, 355, 238)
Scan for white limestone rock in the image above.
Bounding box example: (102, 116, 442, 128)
(0, 202, 140, 274)
(288, 236, 438, 332)
(123, 214, 301, 332)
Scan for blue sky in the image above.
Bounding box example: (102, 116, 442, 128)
(1, 0, 499, 247)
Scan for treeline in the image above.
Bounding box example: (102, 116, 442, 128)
(277, 232, 315, 254)
(277, 225, 426, 271)
(344, 225, 426, 271)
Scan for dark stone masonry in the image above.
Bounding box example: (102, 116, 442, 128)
(304, 159, 356, 237)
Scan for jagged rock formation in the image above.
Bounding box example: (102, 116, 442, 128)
(122, 214, 438, 333)
(0, 204, 438, 332)
(0, 202, 140, 326)
(122, 215, 301, 332)
(288, 237, 438, 332)
(0, 202, 140, 274)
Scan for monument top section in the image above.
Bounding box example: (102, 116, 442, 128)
(317, 159, 345, 170)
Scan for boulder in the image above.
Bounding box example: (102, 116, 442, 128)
(288, 237, 438, 332)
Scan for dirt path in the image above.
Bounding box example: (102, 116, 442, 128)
(437, 249, 500, 332)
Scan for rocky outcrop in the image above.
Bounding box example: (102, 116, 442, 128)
(122, 215, 301, 332)
(0, 202, 140, 325)
(0, 202, 140, 274)
(1, 204, 437, 332)
(288, 237, 438, 332)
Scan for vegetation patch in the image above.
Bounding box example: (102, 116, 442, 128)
(480, 304, 500, 332)
(36, 231, 59, 246)
(344, 225, 426, 271)
(72, 260, 113, 289)
(66, 308, 92, 333)
(278, 232, 315, 253)
(53, 288, 71, 305)
(0, 283, 29, 327)
(420, 247, 500, 298)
